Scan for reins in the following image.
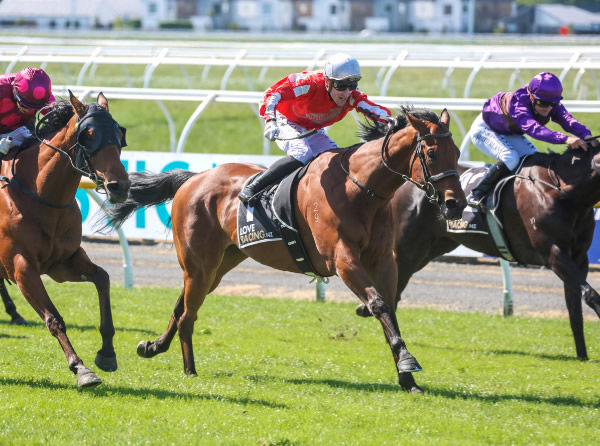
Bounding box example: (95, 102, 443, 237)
(513, 135, 600, 198)
(339, 149, 391, 200)
(34, 106, 105, 188)
(340, 119, 458, 203)
(381, 128, 457, 203)
(0, 104, 113, 209)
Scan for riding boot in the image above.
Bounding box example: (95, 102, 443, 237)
(238, 155, 304, 204)
(466, 160, 511, 210)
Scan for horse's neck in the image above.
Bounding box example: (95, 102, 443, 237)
(351, 131, 413, 198)
(29, 137, 81, 204)
(349, 134, 412, 198)
(525, 153, 600, 208)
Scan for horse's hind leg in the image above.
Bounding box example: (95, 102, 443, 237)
(46, 248, 117, 372)
(137, 291, 185, 358)
(0, 280, 27, 325)
(177, 245, 247, 376)
(137, 245, 247, 362)
(15, 268, 101, 387)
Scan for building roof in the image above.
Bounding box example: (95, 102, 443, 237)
(536, 4, 600, 26)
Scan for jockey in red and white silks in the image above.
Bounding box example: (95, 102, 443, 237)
(238, 53, 391, 204)
(259, 67, 391, 164)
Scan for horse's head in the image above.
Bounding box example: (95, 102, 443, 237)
(587, 137, 600, 174)
(402, 107, 466, 220)
(68, 91, 130, 203)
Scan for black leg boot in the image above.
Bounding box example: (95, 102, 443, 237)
(466, 161, 511, 210)
(238, 155, 304, 204)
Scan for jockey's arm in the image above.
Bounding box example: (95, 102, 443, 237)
(355, 96, 391, 123)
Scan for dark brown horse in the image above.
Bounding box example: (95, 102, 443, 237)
(103, 107, 466, 393)
(0, 92, 130, 387)
(356, 139, 600, 364)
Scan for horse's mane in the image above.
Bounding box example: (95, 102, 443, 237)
(357, 105, 442, 143)
(35, 100, 75, 140)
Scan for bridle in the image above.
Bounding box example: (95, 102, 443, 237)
(0, 103, 125, 209)
(34, 103, 125, 189)
(381, 124, 457, 203)
(341, 119, 458, 203)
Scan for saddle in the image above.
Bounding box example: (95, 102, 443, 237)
(448, 159, 527, 262)
(236, 164, 321, 277)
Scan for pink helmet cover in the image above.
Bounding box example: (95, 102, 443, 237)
(12, 67, 52, 110)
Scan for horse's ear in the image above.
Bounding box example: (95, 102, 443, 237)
(405, 112, 428, 135)
(69, 89, 86, 119)
(97, 92, 109, 111)
(440, 108, 450, 127)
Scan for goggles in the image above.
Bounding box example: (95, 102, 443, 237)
(14, 90, 42, 110)
(532, 98, 558, 108)
(331, 79, 359, 91)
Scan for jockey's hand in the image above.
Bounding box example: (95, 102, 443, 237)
(566, 136, 587, 151)
(264, 120, 280, 141)
(383, 115, 396, 127)
(584, 135, 600, 150)
(0, 137, 13, 155)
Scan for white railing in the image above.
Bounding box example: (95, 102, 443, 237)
(2, 39, 600, 98)
(54, 85, 600, 157)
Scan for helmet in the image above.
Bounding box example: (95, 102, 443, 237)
(12, 68, 52, 110)
(324, 53, 361, 81)
(527, 72, 563, 102)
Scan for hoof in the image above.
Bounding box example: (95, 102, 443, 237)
(77, 367, 102, 388)
(398, 372, 423, 393)
(137, 340, 153, 358)
(406, 385, 424, 394)
(95, 351, 118, 372)
(398, 350, 422, 373)
(11, 315, 28, 326)
(355, 304, 372, 318)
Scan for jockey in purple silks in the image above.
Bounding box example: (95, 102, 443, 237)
(0, 67, 55, 156)
(466, 71, 598, 210)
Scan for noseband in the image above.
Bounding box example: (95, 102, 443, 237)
(380, 124, 458, 203)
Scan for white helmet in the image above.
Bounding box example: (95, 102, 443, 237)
(324, 53, 361, 81)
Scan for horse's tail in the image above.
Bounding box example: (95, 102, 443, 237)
(98, 169, 196, 231)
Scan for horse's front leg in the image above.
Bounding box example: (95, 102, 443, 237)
(548, 244, 598, 360)
(334, 248, 422, 392)
(46, 248, 117, 372)
(14, 257, 101, 387)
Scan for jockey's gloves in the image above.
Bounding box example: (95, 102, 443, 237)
(264, 120, 280, 141)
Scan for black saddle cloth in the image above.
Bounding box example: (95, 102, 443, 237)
(236, 164, 320, 275)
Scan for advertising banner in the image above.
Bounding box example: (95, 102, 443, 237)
(80, 151, 281, 241)
(80, 151, 600, 264)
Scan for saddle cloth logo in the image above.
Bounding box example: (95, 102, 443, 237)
(446, 168, 489, 235)
(237, 189, 282, 248)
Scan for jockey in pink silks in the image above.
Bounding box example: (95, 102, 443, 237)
(0, 67, 55, 156)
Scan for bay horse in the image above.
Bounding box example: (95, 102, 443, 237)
(0, 91, 130, 387)
(103, 107, 466, 393)
(355, 137, 600, 363)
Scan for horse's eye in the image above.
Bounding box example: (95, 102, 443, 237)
(427, 148, 435, 160)
(78, 128, 94, 145)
